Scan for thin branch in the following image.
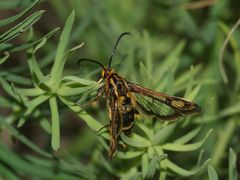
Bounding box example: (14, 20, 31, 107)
(219, 18, 240, 84)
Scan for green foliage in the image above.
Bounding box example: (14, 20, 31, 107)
(208, 165, 219, 180)
(0, 0, 240, 179)
(208, 148, 238, 180)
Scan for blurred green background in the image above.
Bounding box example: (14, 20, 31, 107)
(0, 0, 240, 179)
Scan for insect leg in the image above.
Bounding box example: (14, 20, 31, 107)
(96, 124, 109, 135)
(89, 86, 104, 104)
(119, 136, 128, 150)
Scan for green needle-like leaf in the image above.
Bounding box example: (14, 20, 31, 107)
(2, 27, 60, 52)
(137, 122, 153, 139)
(0, 142, 80, 179)
(0, 0, 39, 27)
(28, 30, 59, 83)
(117, 151, 143, 159)
(229, 148, 238, 180)
(185, 84, 202, 101)
(146, 156, 159, 178)
(50, 10, 75, 88)
(208, 165, 219, 180)
(25, 94, 49, 108)
(0, 77, 21, 102)
(58, 85, 94, 96)
(140, 61, 154, 87)
(0, 162, 19, 180)
(61, 76, 98, 86)
(155, 40, 186, 88)
(0, 72, 31, 85)
(0, 52, 10, 64)
(0, 116, 51, 158)
(121, 133, 151, 148)
(162, 129, 213, 152)
(152, 123, 176, 145)
(49, 96, 60, 150)
(0, 10, 45, 44)
(174, 126, 202, 144)
(166, 158, 211, 176)
(142, 153, 149, 178)
(60, 97, 102, 132)
(16, 87, 44, 96)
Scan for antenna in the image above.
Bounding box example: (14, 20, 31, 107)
(77, 58, 106, 70)
(108, 32, 132, 69)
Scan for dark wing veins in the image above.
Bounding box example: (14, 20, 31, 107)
(127, 82, 201, 120)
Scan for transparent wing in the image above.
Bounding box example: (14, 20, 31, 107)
(135, 93, 179, 119)
(128, 82, 201, 120)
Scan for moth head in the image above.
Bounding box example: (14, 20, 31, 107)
(77, 32, 131, 79)
(101, 68, 114, 79)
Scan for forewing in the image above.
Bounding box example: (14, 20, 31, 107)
(135, 93, 179, 119)
(128, 83, 201, 120)
(108, 91, 122, 160)
(108, 99, 118, 160)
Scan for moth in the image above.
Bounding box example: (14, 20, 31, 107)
(78, 32, 201, 160)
